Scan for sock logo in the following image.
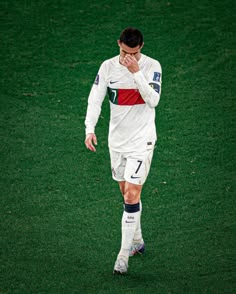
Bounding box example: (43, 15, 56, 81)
(125, 215, 135, 223)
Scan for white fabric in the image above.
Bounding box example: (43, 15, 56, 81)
(109, 148, 154, 185)
(119, 210, 141, 259)
(85, 54, 162, 153)
(133, 200, 143, 242)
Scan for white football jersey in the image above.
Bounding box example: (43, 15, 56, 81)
(85, 54, 162, 152)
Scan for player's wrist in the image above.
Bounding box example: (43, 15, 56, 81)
(133, 70, 142, 76)
(132, 69, 140, 74)
(85, 128, 95, 135)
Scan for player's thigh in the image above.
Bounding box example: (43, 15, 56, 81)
(124, 150, 154, 185)
(109, 149, 126, 182)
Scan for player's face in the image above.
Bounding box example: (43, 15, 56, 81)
(118, 41, 143, 62)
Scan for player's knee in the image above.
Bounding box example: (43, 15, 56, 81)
(124, 188, 140, 204)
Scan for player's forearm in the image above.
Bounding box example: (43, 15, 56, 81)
(85, 103, 101, 134)
(133, 71, 161, 108)
(85, 110, 100, 134)
(84, 86, 106, 134)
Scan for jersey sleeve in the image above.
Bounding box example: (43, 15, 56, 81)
(84, 62, 108, 134)
(133, 60, 162, 108)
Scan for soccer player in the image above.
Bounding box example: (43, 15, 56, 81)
(84, 27, 162, 274)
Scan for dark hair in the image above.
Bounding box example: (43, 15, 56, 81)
(119, 27, 143, 48)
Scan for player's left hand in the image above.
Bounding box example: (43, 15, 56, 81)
(121, 54, 140, 73)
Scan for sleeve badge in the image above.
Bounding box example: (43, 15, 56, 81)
(94, 74, 99, 85)
(153, 72, 161, 82)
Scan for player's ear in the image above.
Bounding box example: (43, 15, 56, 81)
(117, 40, 121, 47)
(140, 42, 144, 49)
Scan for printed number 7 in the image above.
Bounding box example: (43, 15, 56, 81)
(111, 89, 117, 103)
(135, 160, 142, 174)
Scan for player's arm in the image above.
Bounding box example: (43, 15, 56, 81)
(133, 61, 162, 108)
(121, 55, 162, 108)
(84, 62, 107, 152)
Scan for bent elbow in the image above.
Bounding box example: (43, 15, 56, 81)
(147, 96, 160, 108)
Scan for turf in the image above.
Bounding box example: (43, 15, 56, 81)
(0, 0, 235, 293)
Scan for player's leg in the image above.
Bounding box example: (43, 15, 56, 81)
(109, 152, 130, 274)
(129, 199, 145, 256)
(123, 150, 154, 258)
(118, 181, 125, 195)
(112, 149, 154, 274)
(118, 181, 144, 256)
(109, 151, 141, 274)
(114, 155, 147, 274)
(114, 182, 142, 274)
(119, 182, 142, 249)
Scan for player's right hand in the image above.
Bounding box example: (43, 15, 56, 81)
(85, 133, 97, 152)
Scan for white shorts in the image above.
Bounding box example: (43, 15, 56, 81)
(109, 148, 155, 185)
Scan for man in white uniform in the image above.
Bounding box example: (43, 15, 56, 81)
(85, 27, 162, 274)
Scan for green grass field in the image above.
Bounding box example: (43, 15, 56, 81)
(1, 0, 235, 293)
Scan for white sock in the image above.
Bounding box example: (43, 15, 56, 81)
(118, 203, 141, 260)
(133, 200, 143, 243)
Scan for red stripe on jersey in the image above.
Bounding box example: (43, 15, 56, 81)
(118, 89, 145, 105)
